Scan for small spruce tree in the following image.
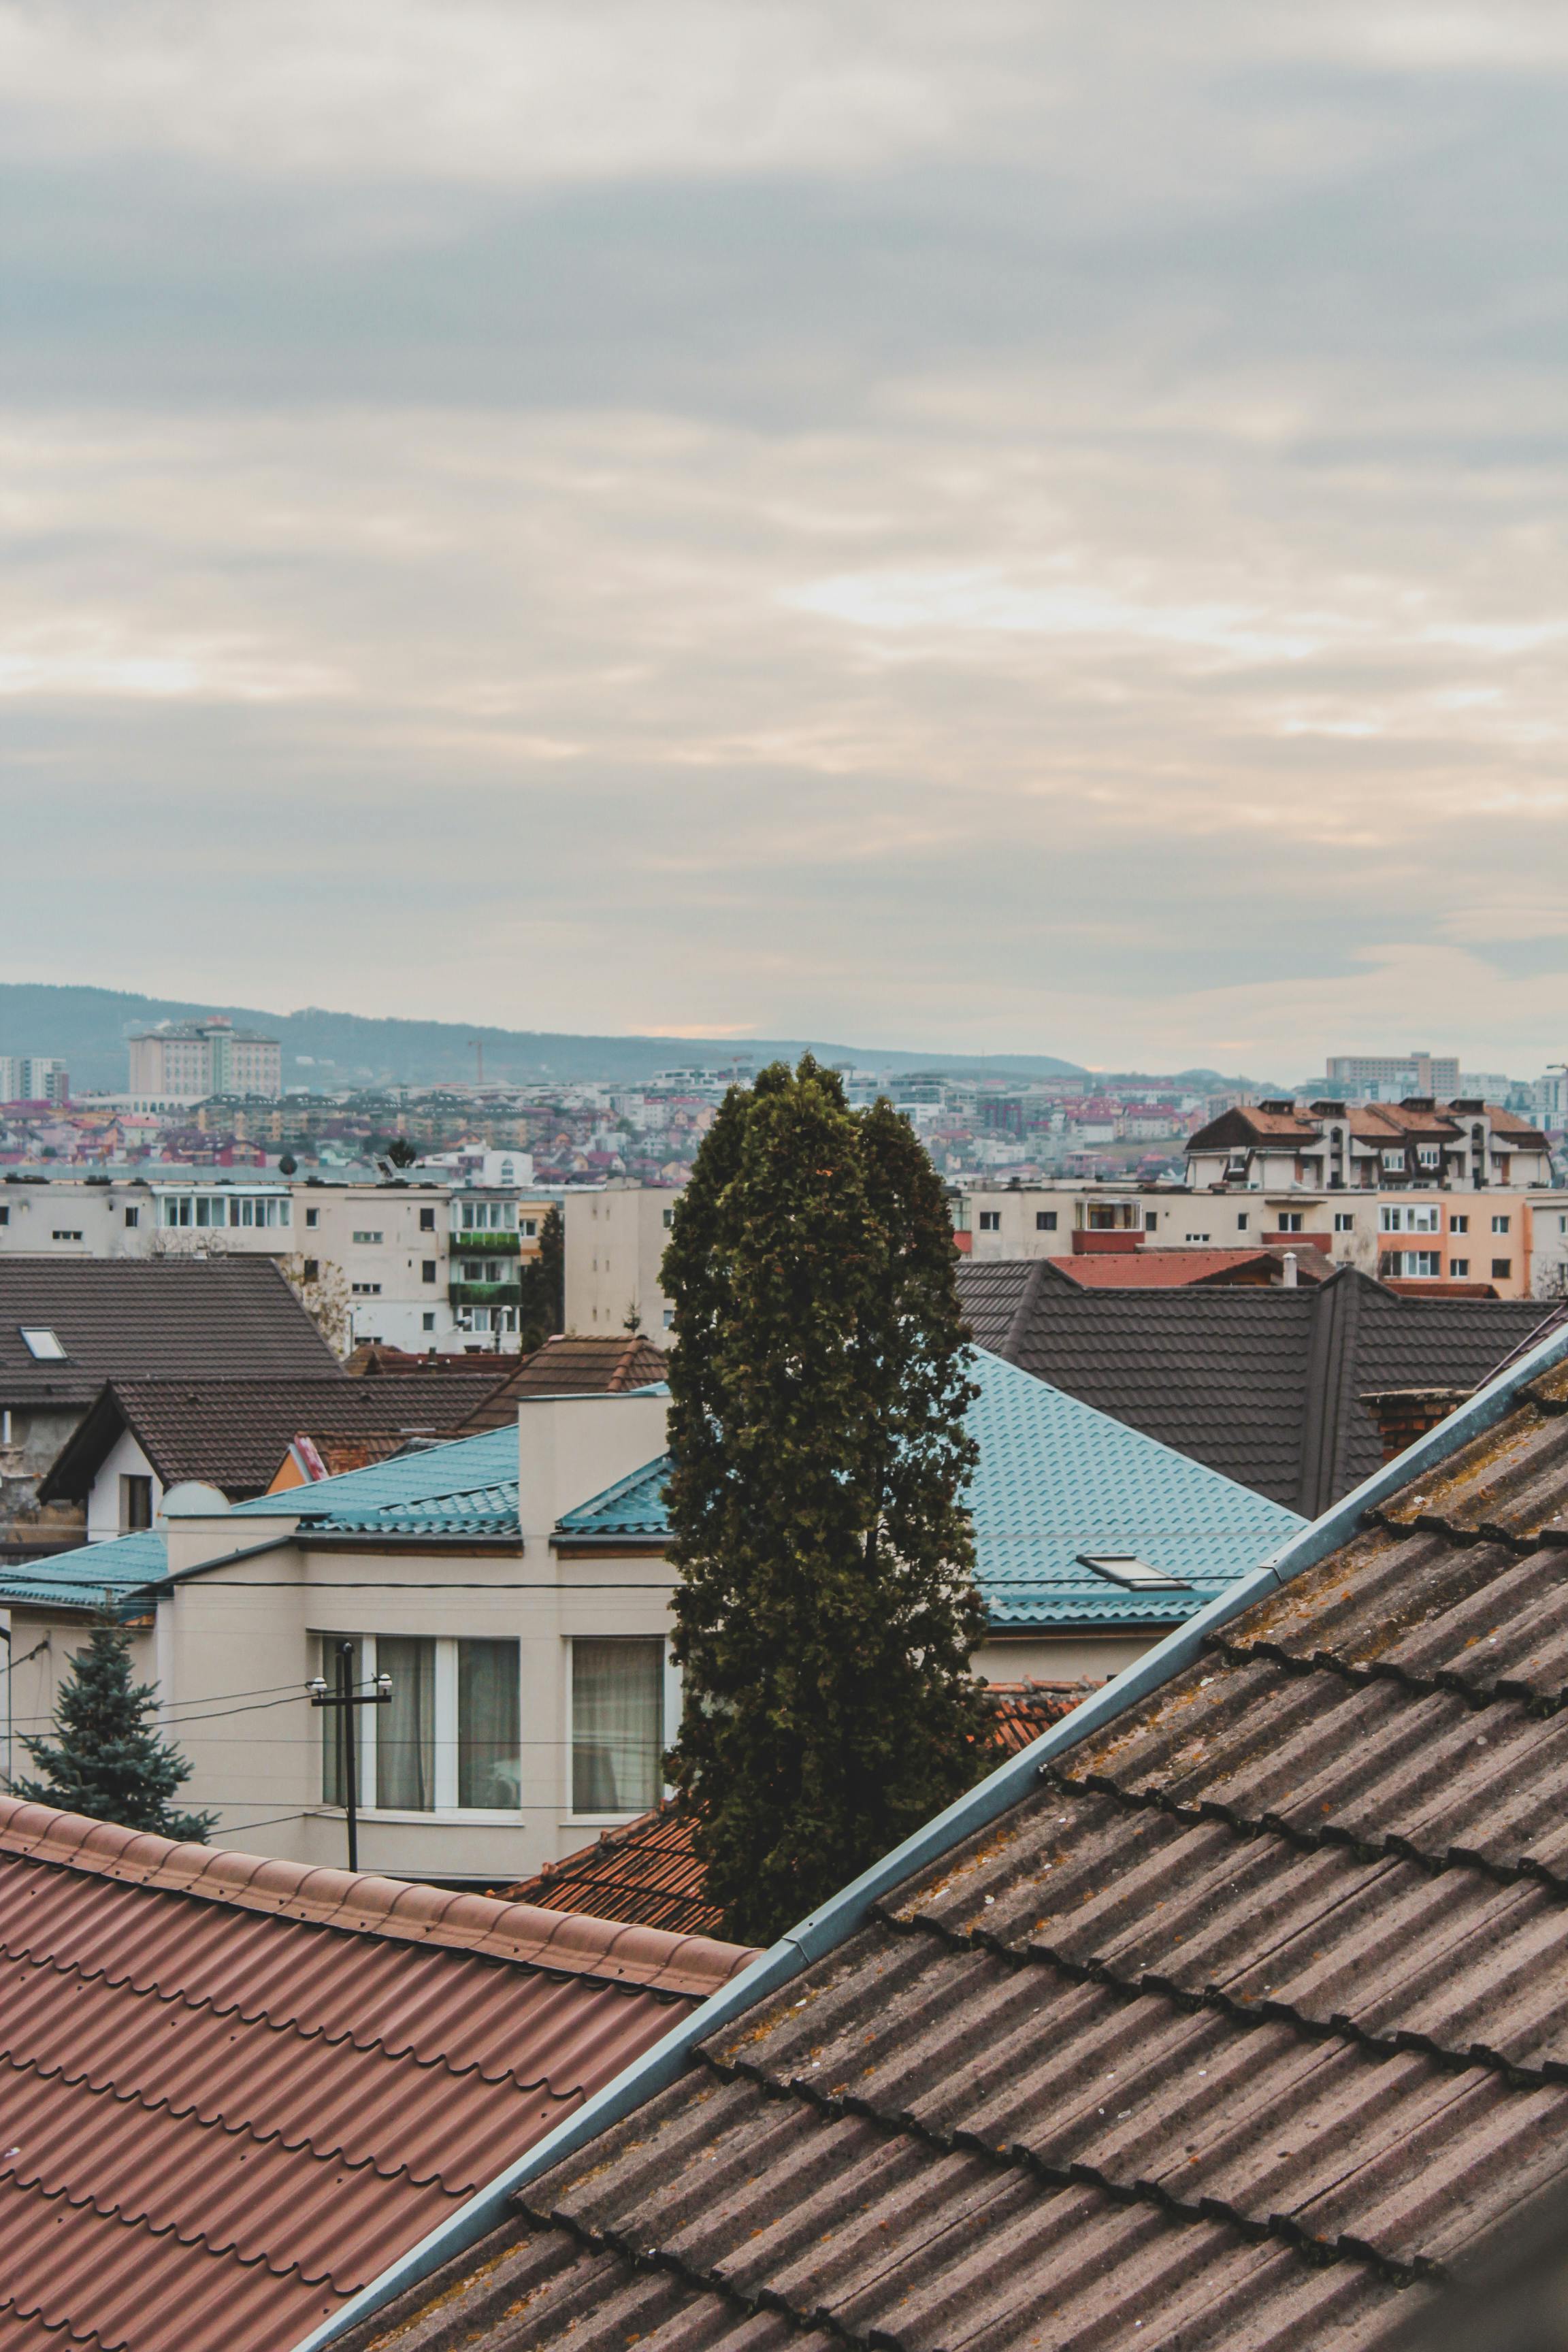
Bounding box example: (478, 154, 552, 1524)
(11, 1620, 216, 1842)
(519, 1203, 566, 1349)
(662, 1056, 989, 1946)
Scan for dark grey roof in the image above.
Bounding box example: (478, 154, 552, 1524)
(0, 1258, 339, 1406)
(338, 1342, 1568, 2352)
(959, 1258, 1552, 1514)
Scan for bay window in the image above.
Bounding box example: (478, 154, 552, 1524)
(318, 1633, 520, 1812)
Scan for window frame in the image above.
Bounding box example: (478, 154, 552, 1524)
(566, 1635, 670, 1823)
(316, 1631, 522, 1819)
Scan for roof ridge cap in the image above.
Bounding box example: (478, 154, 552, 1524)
(0, 1796, 755, 1993)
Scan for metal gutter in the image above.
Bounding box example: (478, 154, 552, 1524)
(292, 1309, 1568, 2352)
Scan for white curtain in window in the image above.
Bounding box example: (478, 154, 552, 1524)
(572, 1639, 662, 1813)
(376, 1636, 436, 1810)
(459, 1640, 521, 1808)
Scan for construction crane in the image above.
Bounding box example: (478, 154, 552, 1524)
(469, 1038, 485, 1088)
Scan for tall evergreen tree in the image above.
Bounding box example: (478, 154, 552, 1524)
(519, 1202, 565, 1350)
(662, 1056, 988, 1945)
(11, 1620, 216, 1842)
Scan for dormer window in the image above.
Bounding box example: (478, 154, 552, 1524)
(19, 1327, 66, 1360)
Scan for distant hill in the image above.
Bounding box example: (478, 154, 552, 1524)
(0, 983, 1089, 1094)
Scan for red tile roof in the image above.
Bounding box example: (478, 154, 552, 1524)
(0, 1797, 755, 2351)
(1043, 1247, 1321, 1289)
(456, 1335, 670, 1435)
(509, 1684, 1094, 1940)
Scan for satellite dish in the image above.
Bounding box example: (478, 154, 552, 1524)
(159, 1481, 230, 1520)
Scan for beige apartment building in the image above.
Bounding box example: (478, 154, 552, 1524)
(0, 1174, 555, 1352)
(564, 1183, 680, 1337)
(125, 1016, 282, 1103)
(959, 1182, 1568, 1298)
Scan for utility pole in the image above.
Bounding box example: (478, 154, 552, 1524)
(307, 1641, 391, 1871)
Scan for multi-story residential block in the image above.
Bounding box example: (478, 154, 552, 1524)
(0, 1174, 555, 1352)
(564, 1183, 680, 1337)
(1185, 1098, 1553, 1192)
(1325, 1050, 1460, 1098)
(0, 1056, 69, 1105)
(125, 1015, 282, 1102)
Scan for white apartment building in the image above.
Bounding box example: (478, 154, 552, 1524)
(564, 1184, 680, 1337)
(0, 1057, 69, 1105)
(0, 1175, 554, 1353)
(125, 1017, 282, 1102)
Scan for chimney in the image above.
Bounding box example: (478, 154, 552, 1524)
(1360, 1386, 1470, 1465)
(1281, 1250, 1298, 1287)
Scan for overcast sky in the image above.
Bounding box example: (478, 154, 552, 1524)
(5, 1, 1568, 1075)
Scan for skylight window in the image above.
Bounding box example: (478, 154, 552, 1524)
(19, 1327, 67, 1361)
(1077, 1552, 1190, 1591)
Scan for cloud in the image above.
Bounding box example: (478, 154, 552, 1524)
(5, 2, 1568, 1071)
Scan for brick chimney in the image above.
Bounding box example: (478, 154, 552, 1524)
(1360, 1386, 1470, 1465)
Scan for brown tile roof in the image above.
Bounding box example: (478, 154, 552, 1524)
(0, 1796, 755, 2352)
(0, 1256, 338, 1407)
(37, 1373, 497, 1503)
(456, 1334, 670, 1435)
(508, 1685, 1094, 1942)
(343, 1340, 1568, 2352)
(344, 1341, 510, 1376)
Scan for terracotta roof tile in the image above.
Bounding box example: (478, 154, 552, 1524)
(456, 1335, 670, 1435)
(0, 1796, 755, 2352)
(0, 1257, 338, 1406)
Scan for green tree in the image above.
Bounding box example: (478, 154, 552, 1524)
(11, 1620, 216, 1842)
(385, 1136, 417, 1169)
(662, 1056, 987, 1945)
(518, 1202, 565, 1350)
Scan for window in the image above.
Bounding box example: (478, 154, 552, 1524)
(301, 1258, 319, 1282)
(1380, 1205, 1439, 1234)
(1418, 1146, 1440, 1168)
(119, 1473, 154, 1530)
(305, 1207, 320, 1228)
(1236, 1213, 1249, 1232)
(421, 1260, 437, 1284)
(1144, 1212, 1158, 1232)
(1276, 1211, 1304, 1233)
(422, 1311, 436, 1331)
(51, 1230, 84, 1243)
(0, 1207, 7, 1225)
(353, 1229, 384, 1245)
(1333, 1212, 1354, 1232)
(352, 1281, 382, 1295)
(1492, 1215, 1511, 1235)
(1492, 1258, 1513, 1279)
(1184, 1231, 1211, 1243)
(662, 1307, 674, 1328)
(124, 1207, 139, 1228)
(419, 1207, 436, 1231)
(572, 1639, 664, 1814)
(1386, 1250, 1441, 1277)
(978, 1211, 1001, 1232)
(318, 1634, 520, 1812)
(1450, 1258, 1469, 1276)
(521, 1218, 538, 1239)
(1035, 1211, 1058, 1231)
(19, 1328, 65, 1360)
(1381, 1150, 1405, 1171)
(1451, 1215, 1469, 1235)
(662, 1208, 674, 1229)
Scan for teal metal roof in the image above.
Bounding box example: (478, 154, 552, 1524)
(0, 1528, 170, 1614)
(231, 1426, 521, 1536)
(558, 1350, 1304, 1627)
(2, 1354, 1303, 1628)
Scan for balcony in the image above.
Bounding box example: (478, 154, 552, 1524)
(451, 1230, 521, 1255)
(448, 1280, 523, 1307)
